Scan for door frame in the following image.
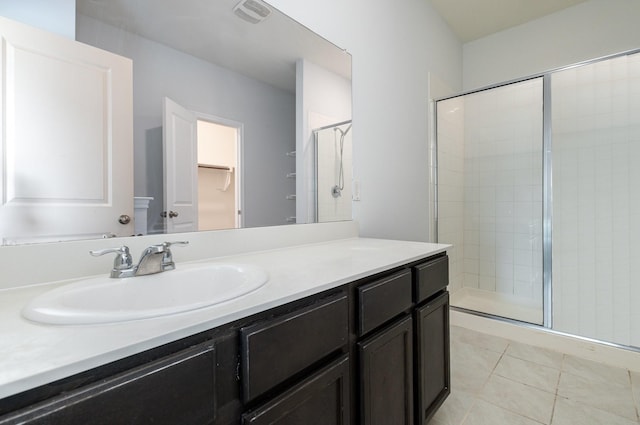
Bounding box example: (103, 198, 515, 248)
(194, 112, 244, 229)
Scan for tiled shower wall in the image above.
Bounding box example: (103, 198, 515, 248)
(464, 80, 544, 304)
(551, 53, 640, 347)
(438, 79, 544, 310)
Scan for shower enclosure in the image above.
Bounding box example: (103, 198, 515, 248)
(436, 49, 640, 349)
(314, 121, 353, 223)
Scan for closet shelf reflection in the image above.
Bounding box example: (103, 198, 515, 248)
(198, 164, 232, 171)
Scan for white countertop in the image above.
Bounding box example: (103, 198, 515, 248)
(0, 237, 449, 400)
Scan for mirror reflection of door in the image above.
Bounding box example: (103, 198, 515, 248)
(163, 97, 241, 234)
(0, 16, 134, 244)
(163, 97, 198, 234)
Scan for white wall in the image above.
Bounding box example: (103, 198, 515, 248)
(198, 168, 236, 231)
(197, 122, 237, 231)
(463, 0, 640, 91)
(269, 0, 463, 242)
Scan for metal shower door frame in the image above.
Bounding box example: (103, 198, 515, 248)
(433, 47, 640, 331)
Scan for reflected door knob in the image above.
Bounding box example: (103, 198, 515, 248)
(118, 214, 131, 224)
(162, 211, 179, 218)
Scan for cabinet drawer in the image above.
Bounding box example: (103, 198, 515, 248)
(242, 355, 350, 425)
(241, 293, 349, 403)
(414, 255, 449, 303)
(0, 343, 216, 425)
(357, 270, 412, 336)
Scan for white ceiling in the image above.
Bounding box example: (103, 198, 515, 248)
(77, 0, 351, 93)
(429, 0, 588, 43)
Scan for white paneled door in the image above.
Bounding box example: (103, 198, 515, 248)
(163, 97, 198, 233)
(0, 16, 133, 244)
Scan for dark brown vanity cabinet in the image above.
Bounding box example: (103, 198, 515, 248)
(240, 294, 349, 403)
(359, 317, 414, 425)
(356, 270, 414, 425)
(240, 293, 350, 425)
(0, 253, 449, 425)
(413, 256, 451, 425)
(0, 342, 218, 425)
(355, 254, 450, 425)
(242, 355, 351, 425)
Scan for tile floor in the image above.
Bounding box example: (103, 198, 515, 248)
(431, 326, 640, 425)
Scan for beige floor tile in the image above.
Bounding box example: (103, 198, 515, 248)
(451, 341, 502, 394)
(505, 341, 564, 370)
(450, 326, 510, 354)
(551, 396, 639, 425)
(447, 327, 640, 425)
(631, 371, 640, 420)
(494, 355, 560, 393)
(430, 389, 475, 425)
(430, 416, 451, 425)
(462, 399, 544, 425)
(557, 371, 637, 421)
(479, 374, 555, 424)
(562, 355, 631, 388)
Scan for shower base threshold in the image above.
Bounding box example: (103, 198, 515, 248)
(450, 287, 543, 325)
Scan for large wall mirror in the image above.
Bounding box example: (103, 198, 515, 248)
(0, 0, 352, 245)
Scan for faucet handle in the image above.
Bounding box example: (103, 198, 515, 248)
(90, 246, 133, 272)
(160, 241, 189, 271)
(163, 241, 189, 248)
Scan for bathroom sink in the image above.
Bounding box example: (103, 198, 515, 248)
(22, 263, 269, 325)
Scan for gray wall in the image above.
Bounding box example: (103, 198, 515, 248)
(0, 0, 75, 39)
(77, 15, 296, 230)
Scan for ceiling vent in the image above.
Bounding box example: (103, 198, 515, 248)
(233, 0, 272, 24)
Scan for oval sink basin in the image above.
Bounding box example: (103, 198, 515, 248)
(22, 263, 269, 325)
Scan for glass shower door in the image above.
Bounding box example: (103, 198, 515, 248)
(551, 52, 640, 347)
(437, 78, 544, 324)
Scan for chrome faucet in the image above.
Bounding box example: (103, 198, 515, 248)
(90, 241, 189, 278)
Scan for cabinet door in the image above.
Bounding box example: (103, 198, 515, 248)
(0, 343, 217, 425)
(415, 291, 450, 425)
(358, 316, 413, 425)
(242, 355, 350, 425)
